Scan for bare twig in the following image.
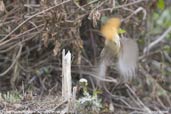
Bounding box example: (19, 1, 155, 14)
(124, 7, 147, 21)
(0, 43, 22, 77)
(100, 0, 145, 12)
(144, 27, 171, 54)
(0, 0, 71, 43)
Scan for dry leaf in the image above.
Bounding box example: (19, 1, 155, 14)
(42, 32, 49, 47)
(53, 40, 61, 56)
(0, 1, 6, 12)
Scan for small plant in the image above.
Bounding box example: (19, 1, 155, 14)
(76, 78, 102, 114)
(1, 91, 22, 103)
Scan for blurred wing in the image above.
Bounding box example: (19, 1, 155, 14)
(117, 38, 139, 81)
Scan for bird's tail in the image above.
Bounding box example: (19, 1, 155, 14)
(117, 38, 139, 81)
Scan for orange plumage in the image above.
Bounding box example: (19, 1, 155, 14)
(100, 18, 121, 41)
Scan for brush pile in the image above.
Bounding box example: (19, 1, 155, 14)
(0, 0, 171, 113)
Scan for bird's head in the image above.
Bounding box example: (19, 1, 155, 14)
(100, 17, 121, 54)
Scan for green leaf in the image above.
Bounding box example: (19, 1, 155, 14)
(118, 28, 126, 34)
(163, 45, 171, 53)
(101, 16, 108, 24)
(153, 12, 160, 20)
(157, 0, 165, 10)
(138, 39, 145, 45)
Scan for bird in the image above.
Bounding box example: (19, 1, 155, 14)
(96, 17, 139, 86)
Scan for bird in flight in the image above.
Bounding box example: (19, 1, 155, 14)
(80, 17, 139, 87)
(97, 17, 139, 86)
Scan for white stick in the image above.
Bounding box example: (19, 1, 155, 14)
(62, 49, 72, 101)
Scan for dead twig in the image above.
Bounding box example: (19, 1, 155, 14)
(144, 27, 171, 54)
(0, 43, 22, 77)
(0, 0, 71, 44)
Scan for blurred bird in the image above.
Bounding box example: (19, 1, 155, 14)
(79, 16, 138, 87)
(97, 17, 139, 85)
